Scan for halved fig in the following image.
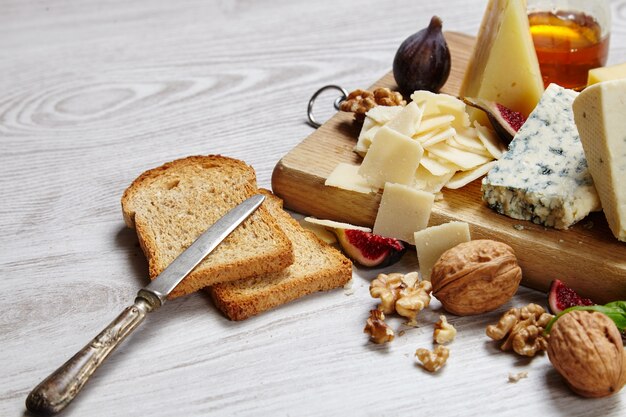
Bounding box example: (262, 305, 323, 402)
(333, 229, 406, 268)
(548, 279, 595, 314)
(462, 97, 527, 145)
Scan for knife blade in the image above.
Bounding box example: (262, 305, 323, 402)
(25, 194, 266, 415)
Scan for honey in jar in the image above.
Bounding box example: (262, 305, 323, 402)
(528, 10, 610, 90)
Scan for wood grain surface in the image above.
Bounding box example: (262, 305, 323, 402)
(1, 1, 626, 416)
(272, 32, 626, 304)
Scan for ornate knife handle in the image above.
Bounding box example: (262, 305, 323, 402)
(26, 294, 158, 415)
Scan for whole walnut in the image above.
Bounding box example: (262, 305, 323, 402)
(430, 240, 522, 316)
(547, 310, 626, 398)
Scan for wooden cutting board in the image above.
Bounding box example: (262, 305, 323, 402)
(272, 32, 626, 304)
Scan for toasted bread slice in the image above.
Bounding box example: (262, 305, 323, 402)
(209, 190, 352, 320)
(122, 155, 294, 298)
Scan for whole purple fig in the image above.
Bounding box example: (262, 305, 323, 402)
(393, 16, 451, 96)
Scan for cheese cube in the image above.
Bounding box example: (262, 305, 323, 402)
(573, 79, 626, 241)
(482, 84, 601, 229)
(325, 163, 377, 194)
(587, 62, 626, 86)
(358, 126, 424, 188)
(373, 183, 435, 244)
(413, 222, 471, 280)
(460, 0, 544, 124)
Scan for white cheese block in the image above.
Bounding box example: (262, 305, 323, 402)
(482, 84, 601, 229)
(304, 217, 371, 232)
(373, 183, 435, 244)
(358, 126, 424, 188)
(325, 163, 377, 194)
(587, 62, 626, 86)
(413, 222, 471, 280)
(573, 79, 626, 242)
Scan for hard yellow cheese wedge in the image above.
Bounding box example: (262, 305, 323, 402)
(573, 80, 626, 242)
(460, 0, 544, 124)
(587, 62, 626, 86)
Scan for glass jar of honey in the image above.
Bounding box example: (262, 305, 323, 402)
(527, 0, 611, 90)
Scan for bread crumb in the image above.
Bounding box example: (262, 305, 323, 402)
(513, 224, 524, 231)
(508, 371, 528, 383)
(343, 278, 355, 296)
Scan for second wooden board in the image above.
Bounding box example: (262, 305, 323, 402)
(272, 32, 626, 304)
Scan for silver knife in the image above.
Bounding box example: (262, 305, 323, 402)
(25, 194, 266, 415)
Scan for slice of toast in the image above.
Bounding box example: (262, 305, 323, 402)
(122, 155, 294, 298)
(209, 190, 353, 321)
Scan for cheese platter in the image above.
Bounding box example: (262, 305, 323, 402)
(271, 31, 626, 304)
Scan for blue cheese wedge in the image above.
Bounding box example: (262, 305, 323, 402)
(481, 84, 601, 229)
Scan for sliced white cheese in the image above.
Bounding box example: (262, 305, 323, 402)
(354, 124, 381, 157)
(573, 79, 626, 241)
(373, 183, 435, 244)
(420, 152, 460, 176)
(304, 217, 371, 232)
(387, 101, 423, 137)
(445, 160, 497, 189)
(413, 222, 471, 280)
(358, 126, 424, 188)
(413, 165, 456, 193)
(364, 105, 404, 124)
(417, 115, 455, 134)
(422, 127, 457, 148)
(474, 121, 506, 159)
(427, 142, 493, 170)
(298, 219, 337, 244)
(325, 163, 377, 194)
(451, 128, 488, 153)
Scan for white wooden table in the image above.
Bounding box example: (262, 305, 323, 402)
(2, 1, 625, 415)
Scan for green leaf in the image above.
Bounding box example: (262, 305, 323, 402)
(544, 302, 626, 334)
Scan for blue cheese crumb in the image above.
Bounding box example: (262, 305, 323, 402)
(481, 84, 601, 229)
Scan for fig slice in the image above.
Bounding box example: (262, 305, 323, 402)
(333, 229, 406, 268)
(462, 97, 527, 145)
(548, 279, 595, 314)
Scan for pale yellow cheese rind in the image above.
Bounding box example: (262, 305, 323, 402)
(413, 222, 471, 280)
(460, 0, 544, 125)
(573, 80, 626, 242)
(373, 183, 435, 244)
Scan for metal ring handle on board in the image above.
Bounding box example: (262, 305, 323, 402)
(307, 85, 348, 128)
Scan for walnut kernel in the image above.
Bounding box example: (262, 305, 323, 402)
(486, 303, 553, 357)
(370, 272, 405, 314)
(433, 315, 456, 344)
(339, 88, 405, 120)
(364, 309, 394, 344)
(395, 280, 432, 326)
(416, 345, 449, 372)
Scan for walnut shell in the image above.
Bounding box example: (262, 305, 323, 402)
(547, 310, 626, 398)
(430, 240, 522, 316)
